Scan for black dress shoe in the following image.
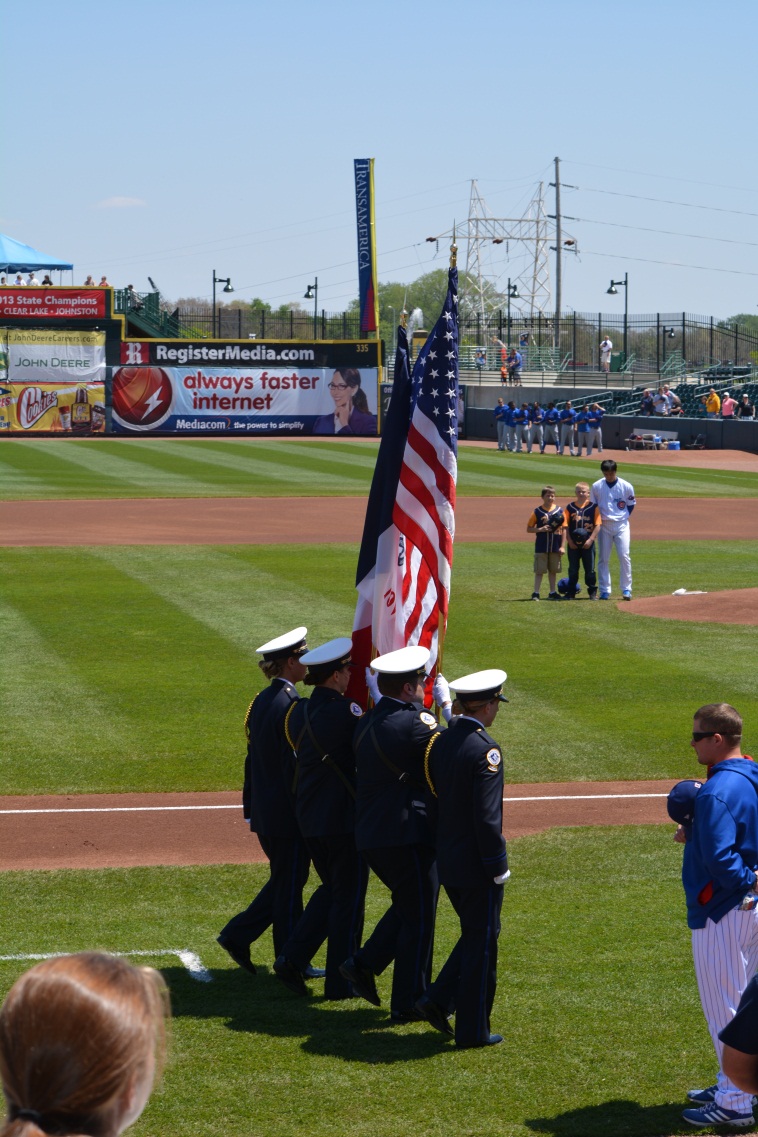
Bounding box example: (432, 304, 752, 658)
(457, 1033, 504, 1049)
(302, 964, 326, 979)
(273, 955, 308, 996)
(216, 934, 256, 975)
(414, 995, 454, 1036)
(338, 956, 381, 1006)
(389, 1008, 423, 1024)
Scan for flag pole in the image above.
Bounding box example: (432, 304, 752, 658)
(435, 226, 458, 685)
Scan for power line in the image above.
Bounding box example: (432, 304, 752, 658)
(580, 186, 758, 220)
(582, 249, 758, 277)
(570, 216, 758, 248)
(566, 160, 758, 197)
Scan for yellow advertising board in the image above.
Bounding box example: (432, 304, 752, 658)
(7, 329, 106, 383)
(0, 381, 106, 434)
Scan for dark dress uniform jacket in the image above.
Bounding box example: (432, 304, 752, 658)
(354, 697, 441, 851)
(243, 678, 299, 838)
(287, 686, 363, 837)
(428, 717, 508, 887)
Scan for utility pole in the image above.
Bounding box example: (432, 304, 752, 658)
(553, 156, 562, 350)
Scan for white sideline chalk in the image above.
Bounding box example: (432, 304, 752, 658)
(0, 949, 213, 983)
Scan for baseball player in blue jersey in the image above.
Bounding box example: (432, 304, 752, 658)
(559, 401, 578, 456)
(590, 459, 636, 600)
(676, 704, 758, 1129)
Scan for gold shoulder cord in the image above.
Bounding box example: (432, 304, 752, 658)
(244, 693, 258, 741)
(424, 732, 441, 798)
(283, 702, 298, 752)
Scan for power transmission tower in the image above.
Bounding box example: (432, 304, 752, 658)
(461, 179, 553, 323)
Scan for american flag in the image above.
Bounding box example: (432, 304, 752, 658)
(346, 267, 459, 706)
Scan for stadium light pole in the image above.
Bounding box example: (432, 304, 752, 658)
(212, 271, 233, 338)
(304, 277, 318, 340)
(606, 273, 628, 365)
(661, 325, 676, 368)
(506, 279, 519, 352)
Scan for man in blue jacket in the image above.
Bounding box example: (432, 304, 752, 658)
(680, 703, 758, 1130)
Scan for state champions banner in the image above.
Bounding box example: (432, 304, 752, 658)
(112, 340, 379, 435)
(8, 329, 106, 383)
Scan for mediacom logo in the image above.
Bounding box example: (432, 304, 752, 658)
(112, 367, 173, 429)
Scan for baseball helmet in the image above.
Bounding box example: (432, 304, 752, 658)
(557, 577, 581, 596)
(572, 527, 590, 547)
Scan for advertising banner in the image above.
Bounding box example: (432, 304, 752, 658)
(0, 288, 108, 320)
(0, 381, 106, 433)
(354, 159, 379, 336)
(112, 340, 379, 435)
(0, 330, 6, 381)
(8, 329, 106, 383)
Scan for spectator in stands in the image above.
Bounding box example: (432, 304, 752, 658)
(0, 952, 168, 1137)
(84, 275, 96, 286)
(98, 275, 111, 287)
(125, 285, 143, 312)
(665, 386, 683, 416)
(599, 336, 613, 375)
(705, 389, 721, 418)
(475, 349, 486, 376)
(736, 394, 755, 420)
(508, 347, 523, 386)
(542, 402, 561, 454)
(500, 364, 508, 386)
(640, 389, 654, 416)
(14, 274, 25, 287)
(653, 387, 670, 416)
(0, 276, 6, 287)
(40, 275, 54, 286)
(27, 273, 41, 286)
(494, 398, 508, 451)
(721, 391, 738, 418)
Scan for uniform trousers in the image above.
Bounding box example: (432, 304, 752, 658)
(529, 424, 543, 452)
(514, 424, 529, 452)
(542, 424, 559, 452)
(567, 544, 597, 595)
(496, 421, 507, 450)
(692, 905, 758, 1114)
(220, 833, 329, 960)
(559, 423, 576, 455)
(428, 883, 503, 1048)
(283, 834, 369, 999)
(505, 424, 516, 452)
(586, 427, 602, 453)
(597, 521, 632, 594)
(354, 843, 439, 1014)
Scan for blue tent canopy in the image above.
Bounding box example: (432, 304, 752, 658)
(0, 233, 73, 273)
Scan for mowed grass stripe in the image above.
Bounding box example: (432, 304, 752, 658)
(0, 829, 709, 1137)
(1, 540, 755, 793)
(0, 547, 255, 792)
(89, 543, 360, 658)
(2, 437, 758, 500)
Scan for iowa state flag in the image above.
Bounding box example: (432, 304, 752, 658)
(347, 268, 459, 705)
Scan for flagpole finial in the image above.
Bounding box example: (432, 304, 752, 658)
(401, 308, 408, 328)
(450, 223, 457, 268)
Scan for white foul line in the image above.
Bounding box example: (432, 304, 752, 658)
(0, 949, 212, 982)
(0, 793, 669, 816)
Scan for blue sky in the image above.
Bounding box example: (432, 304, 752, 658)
(4, 0, 756, 319)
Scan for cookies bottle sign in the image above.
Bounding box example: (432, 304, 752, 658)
(71, 385, 92, 432)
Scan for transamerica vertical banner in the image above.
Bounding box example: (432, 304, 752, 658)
(354, 158, 379, 337)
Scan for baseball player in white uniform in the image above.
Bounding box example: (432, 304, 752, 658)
(590, 459, 635, 600)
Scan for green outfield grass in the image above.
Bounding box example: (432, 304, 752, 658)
(1, 436, 756, 499)
(0, 828, 711, 1137)
(1, 540, 754, 794)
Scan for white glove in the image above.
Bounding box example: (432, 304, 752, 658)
(365, 666, 381, 704)
(432, 675, 451, 708)
(494, 870, 511, 885)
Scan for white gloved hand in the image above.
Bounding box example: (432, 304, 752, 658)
(432, 675, 451, 708)
(365, 666, 381, 704)
(494, 870, 511, 885)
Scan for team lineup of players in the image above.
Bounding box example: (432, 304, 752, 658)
(217, 633, 509, 1050)
(494, 399, 605, 455)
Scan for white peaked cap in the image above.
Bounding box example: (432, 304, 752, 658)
(256, 626, 308, 658)
(301, 638, 353, 667)
(450, 669, 508, 702)
(371, 646, 430, 674)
